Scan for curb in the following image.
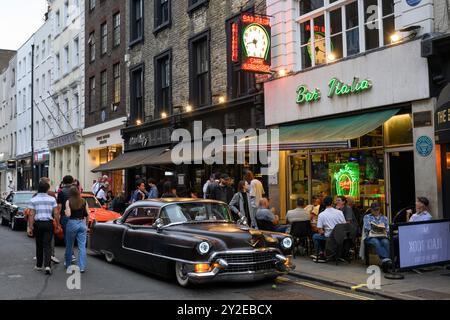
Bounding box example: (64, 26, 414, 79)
(287, 270, 416, 300)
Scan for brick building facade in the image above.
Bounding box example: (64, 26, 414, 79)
(83, 0, 127, 195)
(110, 0, 269, 198)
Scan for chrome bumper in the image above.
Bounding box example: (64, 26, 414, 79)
(186, 255, 296, 283)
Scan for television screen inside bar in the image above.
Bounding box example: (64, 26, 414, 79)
(398, 220, 450, 269)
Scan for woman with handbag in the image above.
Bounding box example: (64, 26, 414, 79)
(64, 186, 90, 273)
(229, 181, 257, 228)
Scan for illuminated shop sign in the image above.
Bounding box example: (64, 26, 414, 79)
(331, 163, 360, 198)
(230, 13, 272, 74)
(296, 77, 373, 105)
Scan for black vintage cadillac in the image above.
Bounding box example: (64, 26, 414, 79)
(89, 199, 295, 287)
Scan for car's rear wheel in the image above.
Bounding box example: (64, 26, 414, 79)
(175, 262, 190, 287)
(104, 251, 115, 263)
(0, 215, 8, 226)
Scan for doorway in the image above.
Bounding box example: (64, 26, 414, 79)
(441, 144, 450, 219)
(387, 150, 415, 221)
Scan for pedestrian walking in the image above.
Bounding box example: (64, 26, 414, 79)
(208, 174, 234, 204)
(95, 182, 109, 205)
(27, 181, 59, 275)
(203, 174, 216, 199)
(64, 187, 89, 272)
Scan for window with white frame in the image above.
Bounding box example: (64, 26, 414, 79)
(297, 0, 395, 70)
(73, 37, 80, 66)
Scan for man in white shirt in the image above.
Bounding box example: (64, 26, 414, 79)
(312, 196, 346, 262)
(245, 171, 265, 208)
(286, 198, 310, 224)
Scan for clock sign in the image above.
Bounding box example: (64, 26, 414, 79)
(231, 13, 272, 74)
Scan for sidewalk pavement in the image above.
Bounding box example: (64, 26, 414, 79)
(289, 255, 450, 300)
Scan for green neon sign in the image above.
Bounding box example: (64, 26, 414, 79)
(296, 86, 321, 104)
(333, 163, 359, 198)
(328, 77, 372, 98)
(296, 77, 372, 105)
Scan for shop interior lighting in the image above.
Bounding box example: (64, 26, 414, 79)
(278, 69, 288, 77)
(218, 96, 226, 104)
(136, 120, 142, 126)
(186, 105, 193, 112)
(161, 112, 168, 119)
(390, 33, 401, 43)
(327, 53, 336, 62)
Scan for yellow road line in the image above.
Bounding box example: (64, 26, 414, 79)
(278, 277, 375, 300)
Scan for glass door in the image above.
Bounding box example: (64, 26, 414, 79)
(288, 152, 309, 211)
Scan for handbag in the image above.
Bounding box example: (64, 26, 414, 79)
(53, 219, 64, 239)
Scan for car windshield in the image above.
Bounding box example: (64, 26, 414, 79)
(13, 193, 34, 204)
(160, 203, 233, 225)
(83, 196, 102, 209)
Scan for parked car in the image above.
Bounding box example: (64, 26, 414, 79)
(81, 193, 122, 229)
(0, 191, 35, 231)
(90, 199, 295, 287)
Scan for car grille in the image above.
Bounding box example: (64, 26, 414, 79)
(214, 251, 278, 273)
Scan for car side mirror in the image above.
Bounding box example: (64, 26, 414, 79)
(154, 218, 164, 231)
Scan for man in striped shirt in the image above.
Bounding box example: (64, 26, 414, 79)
(28, 181, 59, 275)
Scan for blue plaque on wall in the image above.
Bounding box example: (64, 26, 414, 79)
(416, 135, 433, 157)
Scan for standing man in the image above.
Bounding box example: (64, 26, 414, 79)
(57, 175, 74, 240)
(27, 181, 59, 275)
(208, 174, 234, 204)
(203, 174, 217, 199)
(95, 182, 109, 205)
(131, 179, 147, 203)
(147, 178, 159, 199)
(312, 196, 346, 262)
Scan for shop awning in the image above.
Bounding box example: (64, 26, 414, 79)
(278, 109, 400, 150)
(92, 147, 168, 173)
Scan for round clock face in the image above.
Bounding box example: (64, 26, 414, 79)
(243, 24, 270, 59)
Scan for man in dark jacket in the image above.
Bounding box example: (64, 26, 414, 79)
(57, 175, 74, 240)
(208, 174, 234, 204)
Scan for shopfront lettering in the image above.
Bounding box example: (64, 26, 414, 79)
(328, 77, 372, 98)
(437, 109, 450, 125)
(296, 86, 321, 104)
(296, 77, 372, 105)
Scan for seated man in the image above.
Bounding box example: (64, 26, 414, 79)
(311, 196, 346, 262)
(286, 198, 310, 224)
(255, 198, 289, 233)
(363, 202, 392, 273)
(407, 197, 432, 222)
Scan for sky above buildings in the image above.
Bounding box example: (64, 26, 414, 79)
(0, 0, 48, 50)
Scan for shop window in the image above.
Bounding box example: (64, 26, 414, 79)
(384, 114, 413, 146)
(364, 0, 379, 50)
(360, 126, 383, 148)
(345, 1, 360, 56)
(300, 0, 324, 16)
(300, 21, 312, 69)
(330, 8, 343, 60)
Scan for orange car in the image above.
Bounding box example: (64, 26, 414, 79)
(82, 193, 122, 226)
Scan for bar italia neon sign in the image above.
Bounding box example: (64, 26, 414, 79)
(333, 164, 359, 198)
(296, 77, 373, 105)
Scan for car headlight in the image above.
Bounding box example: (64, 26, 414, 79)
(281, 237, 293, 249)
(197, 241, 211, 255)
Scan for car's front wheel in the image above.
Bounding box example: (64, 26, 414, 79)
(11, 216, 19, 231)
(175, 262, 191, 287)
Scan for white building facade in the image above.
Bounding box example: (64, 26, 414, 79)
(16, 36, 35, 191)
(0, 54, 17, 196)
(265, 0, 442, 220)
(33, 15, 55, 184)
(48, 0, 85, 189)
